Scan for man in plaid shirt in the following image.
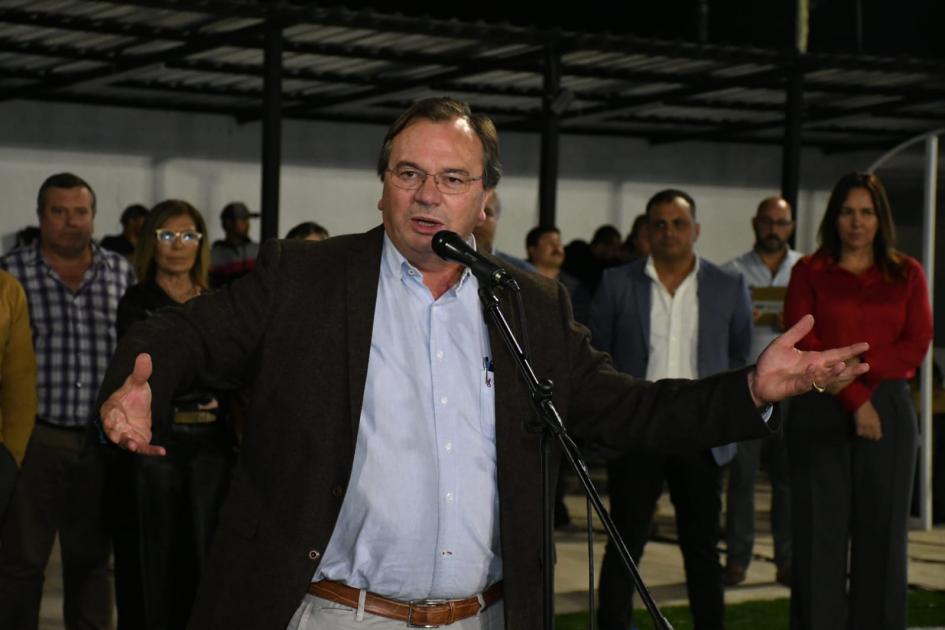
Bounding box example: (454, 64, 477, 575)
(0, 173, 136, 630)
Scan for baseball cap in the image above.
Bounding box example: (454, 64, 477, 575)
(220, 202, 260, 221)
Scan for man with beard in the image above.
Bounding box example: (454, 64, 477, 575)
(722, 196, 802, 587)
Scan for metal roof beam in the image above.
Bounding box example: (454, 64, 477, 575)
(25, 89, 899, 154)
(65, 71, 943, 136)
(648, 94, 926, 145)
(279, 39, 542, 73)
(0, 40, 119, 63)
(167, 59, 375, 86)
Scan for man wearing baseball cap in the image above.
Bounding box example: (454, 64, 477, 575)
(210, 201, 259, 287)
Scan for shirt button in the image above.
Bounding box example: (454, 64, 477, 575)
(445, 442, 453, 452)
(308, 549, 321, 561)
(446, 492, 454, 502)
(436, 350, 444, 360)
(331, 485, 344, 499)
(440, 396, 448, 405)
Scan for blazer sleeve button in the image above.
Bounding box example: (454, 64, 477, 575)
(308, 550, 321, 561)
(331, 485, 344, 499)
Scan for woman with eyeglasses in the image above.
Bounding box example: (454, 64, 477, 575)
(110, 200, 234, 630)
(783, 173, 932, 630)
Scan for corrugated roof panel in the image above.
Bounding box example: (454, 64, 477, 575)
(287, 24, 379, 45)
(807, 67, 938, 90)
(697, 87, 784, 105)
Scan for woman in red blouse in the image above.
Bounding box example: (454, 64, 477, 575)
(783, 172, 932, 630)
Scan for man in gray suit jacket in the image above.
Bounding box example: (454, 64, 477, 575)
(98, 100, 868, 630)
(591, 189, 752, 630)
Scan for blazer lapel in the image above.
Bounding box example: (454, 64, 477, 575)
(632, 264, 652, 366)
(696, 259, 709, 378)
(486, 278, 519, 442)
(345, 226, 385, 445)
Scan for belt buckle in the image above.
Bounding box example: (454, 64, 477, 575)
(406, 598, 448, 628)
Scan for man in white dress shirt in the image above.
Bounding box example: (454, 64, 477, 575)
(591, 189, 753, 630)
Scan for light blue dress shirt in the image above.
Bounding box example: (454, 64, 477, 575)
(314, 234, 502, 600)
(724, 249, 803, 362)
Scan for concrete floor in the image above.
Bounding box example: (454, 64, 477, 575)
(554, 478, 945, 620)
(36, 479, 945, 629)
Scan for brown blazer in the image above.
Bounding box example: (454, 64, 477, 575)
(99, 225, 771, 629)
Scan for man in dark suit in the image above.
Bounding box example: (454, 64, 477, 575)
(591, 189, 752, 630)
(98, 98, 869, 630)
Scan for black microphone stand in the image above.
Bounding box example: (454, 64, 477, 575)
(478, 285, 673, 630)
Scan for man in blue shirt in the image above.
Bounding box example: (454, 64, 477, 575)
(97, 98, 869, 630)
(722, 197, 803, 587)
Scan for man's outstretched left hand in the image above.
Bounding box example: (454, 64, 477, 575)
(748, 314, 870, 407)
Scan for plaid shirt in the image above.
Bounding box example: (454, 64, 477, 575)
(1, 242, 136, 427)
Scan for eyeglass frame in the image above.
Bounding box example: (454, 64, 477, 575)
(155, 229, 204, 245)
(385, 166, 484, 195)
(754, 217, 794, 229)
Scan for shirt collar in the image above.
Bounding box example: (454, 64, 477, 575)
(380, 232, 475, 293)
(748, 248, 796, 276)
(644, 254, 700, 284)
(30, 239, 114, 274)
(90, 240, 116, 270)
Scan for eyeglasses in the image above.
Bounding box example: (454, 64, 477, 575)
(756, 218, 794, 228)
(155, 229, 203, 246)
(386, 167, 484, 195)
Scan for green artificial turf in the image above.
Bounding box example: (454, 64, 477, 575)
(554, 589, 945, 630)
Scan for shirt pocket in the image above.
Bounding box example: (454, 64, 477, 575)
(479, 368, 496, 441)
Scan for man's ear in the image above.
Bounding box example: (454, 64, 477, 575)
(478, 189, 493, 225)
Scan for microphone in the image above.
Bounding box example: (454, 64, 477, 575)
(432, 230, 519, 290)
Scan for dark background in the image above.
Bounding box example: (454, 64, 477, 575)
(340, 0, 945, 58)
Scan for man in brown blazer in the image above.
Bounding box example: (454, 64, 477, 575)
(98, 98, 868, 630)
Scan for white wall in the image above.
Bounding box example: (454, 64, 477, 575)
(0, 100, 875, 263)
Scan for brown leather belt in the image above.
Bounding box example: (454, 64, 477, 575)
(307, 579, 502, 627)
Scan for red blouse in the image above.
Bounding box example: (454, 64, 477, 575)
(784, 252, 933, 412)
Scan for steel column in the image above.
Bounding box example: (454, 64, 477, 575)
(780, 59, 803, 227)
(260, 15, 282, 241)
(539, 42, 561, 229)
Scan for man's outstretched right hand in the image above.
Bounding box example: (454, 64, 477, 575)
(100, 353, 166, 456)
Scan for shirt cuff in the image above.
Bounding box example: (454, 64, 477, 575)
(838, 379, 874, 413)
(760, 404, 774, 424)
